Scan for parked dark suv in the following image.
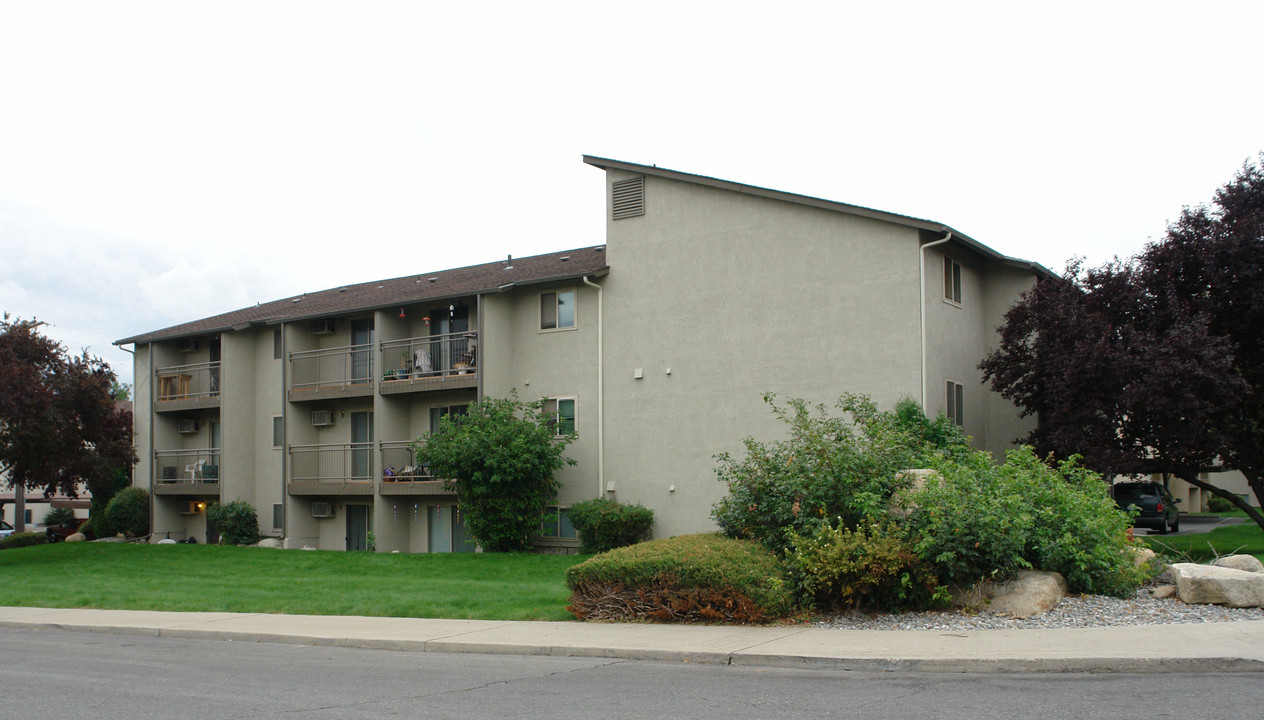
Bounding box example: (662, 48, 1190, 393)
(1113, 482, 1181, 534)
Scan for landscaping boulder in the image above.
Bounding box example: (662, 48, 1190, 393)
(256, 538, 282, 549)
(1130, 547, 1157, 567)
(65, 532, 85, 542)
(1211, 555, 1264, 574)
(1170, 563, 1264, 608)
(1150, 585, 1177, 599)
(953, 570, 1068, 618)
(157, 538, 177, 545)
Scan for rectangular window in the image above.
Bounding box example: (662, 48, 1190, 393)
(540, 289, 576, 330)
(946, 381, 964, 426)
(272, 503, 284, 530)
(272, 416, 283, 447)
(273, 328, 282, 359)
(943, 257, 962, 304)
(539, 506, 577, 539)
(429, 404, 469, 433)
(543, 397, 576, 436)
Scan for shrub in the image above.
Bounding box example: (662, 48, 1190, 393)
(103, 486, 150, 538)
(43, 506, 77, 526)
(0, 532, 47, 550)
(566, 498, 654, 554)
(414, 394, 575, 551)
(1207, 495, 1235, 513)
(565, 534, 794, 623)
(712, 393, 924, 552)
(206, 501, 260, 546)
(78, 517, 98, 540)
(786, 520, 947, 611)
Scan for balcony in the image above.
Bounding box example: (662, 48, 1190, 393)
(288, 345, 374, 402)
(379, 440, 455, 497)
(379, 332, 478, 396)
(155, 362, 221, 412)
(154, 449, 222, 496)
(287, 442, 375, 495)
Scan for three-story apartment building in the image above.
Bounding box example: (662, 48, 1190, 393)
(117, 157, 1047, 552)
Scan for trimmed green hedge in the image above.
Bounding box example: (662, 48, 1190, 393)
(0, 532, 48, 551)
(564, 533, 793, 623)
(566, 498, 654, 554)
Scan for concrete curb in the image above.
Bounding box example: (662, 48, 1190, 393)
(5, 609, 1264, 675)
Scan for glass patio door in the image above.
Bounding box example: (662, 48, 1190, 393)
(351, 318, 373, 383)
(350, 411, 373, 479)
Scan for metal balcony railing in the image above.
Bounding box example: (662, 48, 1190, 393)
(290, 344, 374, 392)
(288, 442, 374, 483)
(379, 332, 477, 382)
(154, 449, 222, 485)
(380, 441, 434, 481)
(155, 362, 221, 402)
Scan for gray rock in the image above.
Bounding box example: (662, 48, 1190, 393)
(256, 538, 282, 548)
(1171, 563, 1264, 608)
(1150, 585, 1177, 599)
(953, 571, 1068, 618)
(157, 538, 178, 545)
(1131, 547, 1157, 567)
(65, 532, 85, 542)
(1211, 555, 1264, 574)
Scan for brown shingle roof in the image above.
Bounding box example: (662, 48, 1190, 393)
(116, 246, 608, 345)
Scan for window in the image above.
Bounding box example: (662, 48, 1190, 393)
(540, 289, 576, 330)
(539, 506, 577, 539)
(543, 397, 576, 436)
(272, 416, 283, 447)
(943, 256, 962, 304)
(272, 503, 284, 530)
(273, 328, 282, 359)
(429, 404, 469, 433)
(946, 381, 964, 426)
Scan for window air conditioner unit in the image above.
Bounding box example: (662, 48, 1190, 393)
(312, 502, 335, 518)
(311, 319, 335, 335)
(177, 419, 200, 434)
(311, 410, 334, 427)
(179, 501, 200, 515)
(178, 338, 200, 353)
(161, 466, 178, 480)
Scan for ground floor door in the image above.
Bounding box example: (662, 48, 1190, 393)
(346, 504, 369, 551)
(427, 505, 476, 553)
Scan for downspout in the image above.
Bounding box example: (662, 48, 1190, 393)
(581, 275, 604, 500)
(919, 231, 953, 410)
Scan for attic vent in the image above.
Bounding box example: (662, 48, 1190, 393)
(612, 176, 644, 220)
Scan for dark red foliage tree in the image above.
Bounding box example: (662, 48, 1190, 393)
(0, 315, 136, 531)
(981, 155, 1264, 530)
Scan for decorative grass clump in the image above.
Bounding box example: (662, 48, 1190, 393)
(564, 533, 794, 623)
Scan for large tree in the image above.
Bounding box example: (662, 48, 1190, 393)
(0, 316, 136, 531)
(981, 155, 1264, 530)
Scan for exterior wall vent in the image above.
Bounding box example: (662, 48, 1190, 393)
(311, 410, 335, 427)
(312, 502, 335, 518)
(177, 419, 200, 434)
(612, 176, 645, 220)
(311, 319, 335, 335)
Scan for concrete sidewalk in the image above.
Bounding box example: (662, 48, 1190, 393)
(3, 606, 1263, 674)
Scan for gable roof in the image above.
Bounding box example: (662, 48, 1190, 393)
(583, 156, 1053, 277)
(116, 246, 608, 346)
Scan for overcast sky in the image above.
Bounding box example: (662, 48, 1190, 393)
(2, 1, 1261, 384)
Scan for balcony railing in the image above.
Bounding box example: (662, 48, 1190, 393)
(380, 441, 433, 481)
(154, 449, 221, 495)
(155, 362, 221, 411)
(379, 332, 477, 394)
(289, 344, 374, 400)
(288, 442, 375, 494)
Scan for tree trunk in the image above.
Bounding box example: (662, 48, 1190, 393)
(1175, 470, 1264, 531)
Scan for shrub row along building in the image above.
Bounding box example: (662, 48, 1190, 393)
(116, 157, 1046, 552)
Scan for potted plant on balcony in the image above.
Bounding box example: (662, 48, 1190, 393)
(382, 369, 395, 382)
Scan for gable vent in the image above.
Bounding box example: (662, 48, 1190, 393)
(611, 176, 645, 220)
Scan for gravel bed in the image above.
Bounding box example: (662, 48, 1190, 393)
(814, 586, 1264, 631)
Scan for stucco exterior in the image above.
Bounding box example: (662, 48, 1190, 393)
(117, 157, 1043, 552)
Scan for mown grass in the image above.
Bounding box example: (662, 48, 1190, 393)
(1142, 521, 1264, 564)
(0, 543, 585, 620)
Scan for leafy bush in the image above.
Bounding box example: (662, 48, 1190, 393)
(206, 501, 261, 546)
(1207, 495, 1235, 513)
(0, 532, 47, 550)
(565, 534, 794, 623)
(103, 486, 150, 538)
(712, 393, 925, 552)
(43, 506, 77, 526)
(78, 517, 98, 540)
(566, 498, 654, 554)
(786, 520, 947, 610)
(414, 394, 575, 551)
(906, 447, 1145, 596)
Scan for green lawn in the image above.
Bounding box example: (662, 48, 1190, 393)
(1142, 521, 1264, 564)
(0, 543, 586, 621)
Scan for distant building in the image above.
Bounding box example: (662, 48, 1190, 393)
(115, 157, 1047, 551)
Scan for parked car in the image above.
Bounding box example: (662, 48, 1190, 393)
(0, 520, 13, 539)
(45, 518, 87, 543)
(1113, 482, 1181, 534)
